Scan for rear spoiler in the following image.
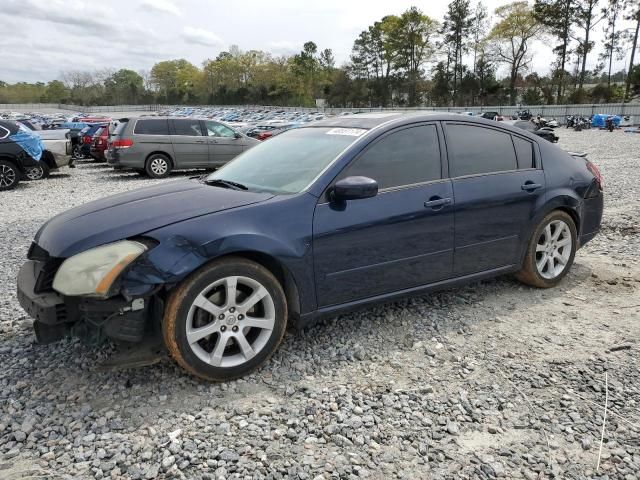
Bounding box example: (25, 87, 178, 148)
(567, 151, 587, 157)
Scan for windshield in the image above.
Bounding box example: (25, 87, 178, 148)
(205, 127, 365, 194)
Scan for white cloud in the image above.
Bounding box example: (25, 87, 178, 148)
(141, 0, 182, 16)
(181, 27, 224, 47)
(269, 41, 298, 55)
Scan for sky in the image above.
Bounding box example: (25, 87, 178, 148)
(0, 0, 635, 84)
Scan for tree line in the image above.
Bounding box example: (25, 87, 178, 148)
(1, 0, 638, 108)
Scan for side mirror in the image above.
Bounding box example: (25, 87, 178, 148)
(332, 176, 378, 201)
(234, 132, 242, 139)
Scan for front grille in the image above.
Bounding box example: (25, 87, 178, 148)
(27, 244, 64, 294)
(34, 258, 63, 294)
(55, 304, 68, 323)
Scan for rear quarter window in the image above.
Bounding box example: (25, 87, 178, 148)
(446, 124, 518, 177)
(513, 136, 535, 169)
(134, 119, 169, 135)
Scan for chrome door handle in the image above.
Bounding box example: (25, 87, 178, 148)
(424, 197, 452, 209)
(521, 182, 542, 191)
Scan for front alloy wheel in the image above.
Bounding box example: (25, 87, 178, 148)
(517, 210, 577, 288)
(163, 257, 287, 381)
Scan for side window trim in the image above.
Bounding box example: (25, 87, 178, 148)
(442, 121, 526, 178)
(322, 122, 444, 200)
(0, 126, 9, 140)
(510, 132, 539, 170)
(133, 118, 169, 136)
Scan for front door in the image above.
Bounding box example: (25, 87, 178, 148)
(443, 123, 546, 276)
(313, 124, 455, 307)
(170, 119, 208, 168)
(204, 121, 245, 166)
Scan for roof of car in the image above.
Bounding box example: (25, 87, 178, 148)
(308, 112, 512, 130)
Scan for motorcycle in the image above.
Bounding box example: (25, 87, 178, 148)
(605, 116, 615, 132)
(516, 109, 533, 120)
(566, 115, 575, 128)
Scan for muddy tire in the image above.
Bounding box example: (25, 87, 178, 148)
(516, 210, 577, 288)
(163, 257, 287, 381)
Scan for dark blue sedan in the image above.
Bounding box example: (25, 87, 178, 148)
(17, 113, 604, 380)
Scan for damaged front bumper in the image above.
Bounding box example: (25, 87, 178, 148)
(17, 259, 156, 345)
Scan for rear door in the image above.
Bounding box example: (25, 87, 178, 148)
(443, 122, 545, 276)
(170, 119, 208, 168)
(204, 121, 245, 165)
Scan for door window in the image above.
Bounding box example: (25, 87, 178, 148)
(446, 124, 518, 177)
(340, 125, 441, 190)
(206, 121, 236, 138)
(133, 119, 170, 135)
(173, 119, 204, 136)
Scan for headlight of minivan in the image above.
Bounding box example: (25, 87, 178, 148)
(52, 240, 147, 298)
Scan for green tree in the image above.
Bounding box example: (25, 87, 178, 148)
(599, 0, 625, 87)
(534, 0, 576, 102)
(390, 7, 439, 106)
(624, 0, 639, 99)
(105, 69, 144, 104)
(443, 0, 474, 105)
(574, 0, 602, 89)
(44, 80, 70, 103)
(488, 1, 544, 105)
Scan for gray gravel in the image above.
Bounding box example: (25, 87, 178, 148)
(1, 129, 639, 479)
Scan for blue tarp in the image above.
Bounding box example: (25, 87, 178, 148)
(9, 123, 44, 161)
(591, 114, 622, 128)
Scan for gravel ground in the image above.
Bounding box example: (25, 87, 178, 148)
(0, 129, 639, 480)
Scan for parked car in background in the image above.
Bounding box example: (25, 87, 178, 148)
(510, 120, 559, 143)
(0, 120, 45, 190)
(18, 113, 603, 380)
(106, 117, 259, 178)
(78, 124, 108, 159)
(479, 111, 504, 121)
(89, 126, 109, 162)
(15, 119, 74, 179)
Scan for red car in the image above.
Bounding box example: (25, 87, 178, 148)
(89, 126, 109, 162)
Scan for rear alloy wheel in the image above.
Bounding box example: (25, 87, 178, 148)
(0, 160, 19, 191)
(516, 211, 577, 288)
(163, 257, 287, 381)
(25, 162, 50, 181)
(145, 154, 172, 179)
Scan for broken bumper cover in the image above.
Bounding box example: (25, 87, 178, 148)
(17, 260, 151, 344)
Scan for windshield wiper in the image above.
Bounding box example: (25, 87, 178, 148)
(203, 178, 248, 191)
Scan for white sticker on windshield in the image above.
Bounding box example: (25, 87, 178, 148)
(326, 128, 366, 137)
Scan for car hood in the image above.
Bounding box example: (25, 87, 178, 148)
(35, 179, 273, 258)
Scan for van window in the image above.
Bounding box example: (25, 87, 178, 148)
(134, 119, 170, 135)
(173, 119, 204, 136)
(205, 121, 236, 138)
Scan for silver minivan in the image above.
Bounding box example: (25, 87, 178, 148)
(106, 117, 259, 178)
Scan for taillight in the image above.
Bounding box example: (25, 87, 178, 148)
(586, 160, 603, 190)
(112, 139, 133, 149)
(83, 136, 91, 144)
(257, 132, 272, 141)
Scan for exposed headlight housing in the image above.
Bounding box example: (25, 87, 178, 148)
(52, 240, 147, 298)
